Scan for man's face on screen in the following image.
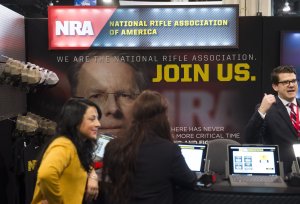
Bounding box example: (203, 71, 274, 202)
(75, 59, 140, 137)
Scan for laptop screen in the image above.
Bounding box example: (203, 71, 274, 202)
(178, 143, 207, 172)
(293, 144, 300, 172)
(228, 145, 280, 176)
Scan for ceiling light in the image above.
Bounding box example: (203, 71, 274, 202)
(99, 0, 119, 6)
(283, 1, 291, 12)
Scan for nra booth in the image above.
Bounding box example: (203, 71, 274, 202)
(1, 1, 300, 203)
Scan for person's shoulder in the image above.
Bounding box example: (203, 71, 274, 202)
(146, 136, 176, 149)
(271, 97, 285, 108)
(49, 136, 74, 148)
(152, 138, 182, 156)
(46, 137, 78, 157)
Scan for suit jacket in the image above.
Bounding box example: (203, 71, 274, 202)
(245, 96, 300, 173)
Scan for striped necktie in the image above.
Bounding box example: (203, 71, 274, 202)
(288, 103, 300, 136)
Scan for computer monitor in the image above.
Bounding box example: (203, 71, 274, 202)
(228, 145, 280, 176)
(94, 133, 114, 159)
(178, 143, 208, 173)
(293, 144, 300, 173)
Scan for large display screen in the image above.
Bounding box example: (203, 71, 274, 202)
(280, 31, 300, 66)
(280, 31, 300, 98)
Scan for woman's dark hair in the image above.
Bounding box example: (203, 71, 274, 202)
(36, 97, 101, 173)
(102, 90, 172, 204)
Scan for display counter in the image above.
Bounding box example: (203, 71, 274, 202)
(174, 177, 300, 204)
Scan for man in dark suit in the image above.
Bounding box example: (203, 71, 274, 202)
(245, 65, 300, 174)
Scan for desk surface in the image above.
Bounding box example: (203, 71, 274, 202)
(174, 177, 300, 204)
(206, 179, 300, 194)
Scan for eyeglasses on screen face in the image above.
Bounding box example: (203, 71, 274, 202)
(88, 91, 140, 105)
(277, 79, 298, 86)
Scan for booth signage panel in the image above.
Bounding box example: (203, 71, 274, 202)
(27, 17, 262, 144)
(48, 5, 238, 50)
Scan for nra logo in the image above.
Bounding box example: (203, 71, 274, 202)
(55, 21, 94, 36)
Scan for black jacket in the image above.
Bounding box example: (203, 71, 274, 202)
(130, 137, 197, 204)
(98, 137, 197, 204)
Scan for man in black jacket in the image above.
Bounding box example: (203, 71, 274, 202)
(245, 65, 300, 174)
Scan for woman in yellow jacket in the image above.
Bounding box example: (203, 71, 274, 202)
(31, 98, 101, 204)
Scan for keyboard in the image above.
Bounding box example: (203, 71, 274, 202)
(229, 175, 287, 187)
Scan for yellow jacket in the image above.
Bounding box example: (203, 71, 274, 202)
(31, 137, 87, 204)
